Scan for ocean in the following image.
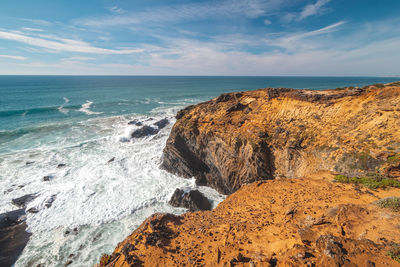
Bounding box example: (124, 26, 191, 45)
(0, 76, 398, 266)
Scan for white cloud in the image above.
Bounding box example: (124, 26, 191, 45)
(21, 27, 44, 32)
(264, 19, 272, 25)
(0, 54, 27, 60)
(78, 0, 285, 27)
(300, 0, 330, 20)
(283, 0, 331, 23)
(0, 30, 144, 54)
(107, 6, 126, 14)
(268, 21, 345, 50)
(62, 56, 96, 61)
(19, 18, 52, 26)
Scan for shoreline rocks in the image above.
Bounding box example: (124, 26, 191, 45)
(99, 82, 400, 266)
(0, 209, 31, 267)
(168, 188, 211, 211)
(12, 194, 38, 209)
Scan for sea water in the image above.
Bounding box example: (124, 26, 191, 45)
(0, 76, 398, 266)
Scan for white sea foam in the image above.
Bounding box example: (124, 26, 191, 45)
(79, 101, 103, 115)
(0, 107, 225, 267)
(58, 97, 70, 115)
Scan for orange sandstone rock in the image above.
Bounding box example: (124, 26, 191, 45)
(99, 172, 400, 266)
(162, 83, 400, 194)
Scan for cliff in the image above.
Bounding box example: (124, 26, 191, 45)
(99, 172, 400, 266)
(99, 82, 400, 266)
(162, 83, 400, 194)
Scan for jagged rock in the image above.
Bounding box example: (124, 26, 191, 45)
(27, 207, 39, 214)
(100, 172, 400, 267)
(153, 118, 169, 129)
(131, 126, 159, 138)
(45, 195, 57, 208)
(12, 194, 38, 208)
(107, 157, 115, 164)
(57, 163, 66, 168)
(162, 83, 400, 194)
(0, 209, 26, 228)
(43, 175, 52, 181)
(99, 83, 400, 267)
(168, 189, 211, 211)
(128, 119, 143, 126)
(0, 210, 31, 267)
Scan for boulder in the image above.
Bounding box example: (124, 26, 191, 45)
(154, 118, 169, 130)
(128, 119, 143, 126)
(12, 194, 38, 208)
(0, 209, 31, 267)
(131, 126, 159, 138)
(168, 189, 211, 211)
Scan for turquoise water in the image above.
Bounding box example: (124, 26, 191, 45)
(1, 75, 397, 132)
(0, 76, 398, 267)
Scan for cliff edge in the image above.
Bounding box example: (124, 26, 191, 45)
(162, 82, 400, 194)
(98, 82, 400, 266)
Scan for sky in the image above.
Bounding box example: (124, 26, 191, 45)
(0, 0, 399, 76)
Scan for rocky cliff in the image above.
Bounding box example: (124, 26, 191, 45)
(162, 82, 400, 194)
(99, 172, 400, 267)
(98, 82, 400, 266)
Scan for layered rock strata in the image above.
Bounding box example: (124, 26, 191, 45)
(162, 83, 400, 194)
(99, 82, 400, 266)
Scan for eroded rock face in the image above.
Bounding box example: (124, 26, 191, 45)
(168, 188, 211, 211)
(98, 173, 400, 267)
(0, 209, 31, 267)
(162, 83, 400, 194)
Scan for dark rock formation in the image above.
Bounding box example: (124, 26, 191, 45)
(12, 194, 38, 208)
(131, 126, 159, 138)
(45, 195, 57, 208)
(0, 209, 31, 267)
(168, 189, 211, 211)
(128, 119, 143, 126)
(154, 118, 169, 130)
(43, 175, 53, 181)
(57, 163, 66, 168)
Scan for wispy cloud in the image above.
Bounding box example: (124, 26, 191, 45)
(0, 54, 27, 60)
(268, 21, 346, 50)
(0, 30, 144, 54)
(21, 27, 44, 32)
(19, 18, 52, 26)
(283, 0, 331, 22)
(62, 56, 96, 61)
(78, 0, 286, 27)
(300, 0, 330, 20)
(107, 6, 126, 14)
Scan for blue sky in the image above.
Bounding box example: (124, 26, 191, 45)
(0, 0, 399, 75)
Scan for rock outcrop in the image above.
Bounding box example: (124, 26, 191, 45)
(99, 82, 400, 266)
(0, 209, 31, 266)
(168, 188, 211, 211)
(162, 82, 400, 194)
(99, 172, 400, 266)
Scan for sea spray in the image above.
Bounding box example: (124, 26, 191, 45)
(0, 108, 224, 267)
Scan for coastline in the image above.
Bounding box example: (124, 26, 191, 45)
(99, 82, 400, 266)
